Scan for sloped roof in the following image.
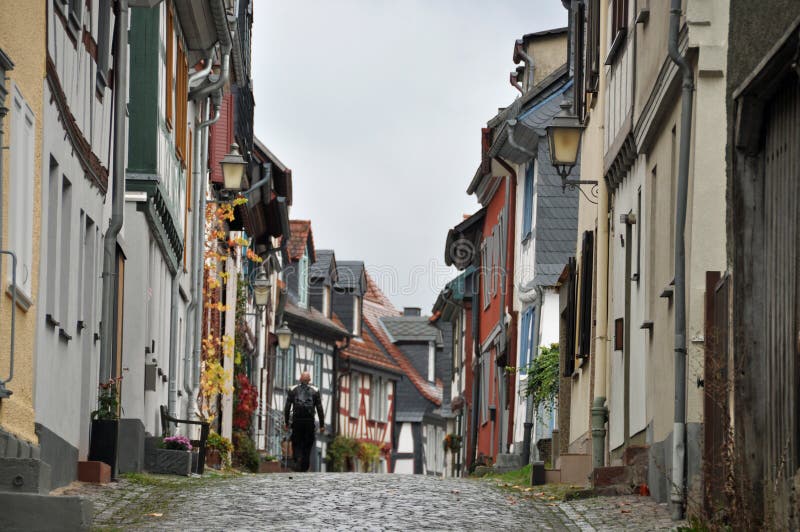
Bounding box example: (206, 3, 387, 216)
(362, 276, 443, 405)
(339, 320, 402, 373)
(381, 316, 443, 347)
(365, 273, 397, 310)
(284, 295, 350, 340)
(287, 220, 315, 262)
(335, 261, 367, 295)
(310, 249, 336, 282)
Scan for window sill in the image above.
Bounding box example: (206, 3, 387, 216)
(604, 29, 627, 66)
(5, 283, 32, 312)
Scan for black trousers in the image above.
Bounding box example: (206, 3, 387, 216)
(291, 420, 316, 472)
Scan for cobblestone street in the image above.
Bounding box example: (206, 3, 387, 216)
(59, 473, 682, 531)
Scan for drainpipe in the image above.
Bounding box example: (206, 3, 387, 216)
(189, 53, 213, 88)
(495, 156, 517, 454)
(167, 275, 179, 417)
(509, 72, 523, 95)
(591, 185, 610, 471)
(668, 0, 693, 520)
(187, 93, 222, 418)
(0, 251, 16, 398)
(189, 0, 231, 102)
(514, 40, 535, 92)
(99, 0, 130, 383)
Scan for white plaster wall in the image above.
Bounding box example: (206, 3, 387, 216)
(397, 422, 414, 453)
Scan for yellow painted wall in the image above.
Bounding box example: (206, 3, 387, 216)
(568, 1, 608, 453)
(0, 0, 46, 445)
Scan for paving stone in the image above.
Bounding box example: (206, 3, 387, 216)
(58, 473, 685, 531)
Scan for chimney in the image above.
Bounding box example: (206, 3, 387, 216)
(403, 307, 421, 317)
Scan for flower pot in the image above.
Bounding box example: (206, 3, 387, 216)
(154, 448, 192, 476)
(88, 419, 118, 471)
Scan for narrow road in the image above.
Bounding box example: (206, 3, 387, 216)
(62, 472, 679, 531)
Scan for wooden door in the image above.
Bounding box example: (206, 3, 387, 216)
(762, 76, 800, 491)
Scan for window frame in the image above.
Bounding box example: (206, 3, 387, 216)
(7, 84, 35, 301)
(284, 345, 295, 387)
(349, 373, 360, 418)
(313, 352, 323, 388)
(298, 246, 309, 308)
(521, 162, 534, 240)
(606, 0, 629, 65)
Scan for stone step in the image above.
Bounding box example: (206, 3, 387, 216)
(0, 457, 52, 494)
(493, 453, 523, 473)
(0, 492, 92, 531)
(623, 444, 649, 468)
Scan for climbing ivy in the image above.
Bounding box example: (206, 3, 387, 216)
(525, 343, 560, 416)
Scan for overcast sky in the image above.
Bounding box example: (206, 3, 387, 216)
(252, 0, 568, 312)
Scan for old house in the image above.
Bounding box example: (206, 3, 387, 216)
(725, 2, 800, 526)
(485, 28, 576, 466)
(431, 266, 478, 476)
(271, 222, 349, 471)
(382, 309, 452, 476)
(0, 0, 46, 479)
(336, 270, 405, 473)
(34, 0, 117, 489)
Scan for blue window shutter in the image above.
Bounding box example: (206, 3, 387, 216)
(522, 163, 534, 239)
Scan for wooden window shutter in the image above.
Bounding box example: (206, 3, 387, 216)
(573, 0, 586, 120)
(586, 0, 600, 94)
(165, 5, 174, 130)
(175, 40, 188, 164)
(578, 231, 594, 358)
(563, 257, 577, 377)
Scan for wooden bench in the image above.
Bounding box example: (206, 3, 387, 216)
(159, 405, 210, 475)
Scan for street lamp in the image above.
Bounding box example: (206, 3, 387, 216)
(275, 320, 293, 350)
(252, 267, 270, 308)
(220, 143, 246, 192)
(545, 101, 597, 195)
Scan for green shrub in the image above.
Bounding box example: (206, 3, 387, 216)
(232, 430, 259, 472)
(357, 442, 382, 472)
(326, 435, 360, 472)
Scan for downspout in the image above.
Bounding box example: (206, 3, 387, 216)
(167, 274, 179, 417)
(0, 59, 15, 399)
(668, 0, 693, 520)
(99, 0, 130, 383)
(189, 53, 213, 88)
(190, 92, 222, 416)
(515, 41, 535, 91)
(188, 0, 231, 102)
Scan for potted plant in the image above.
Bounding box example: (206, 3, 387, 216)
(154, 435, 193, 476)
(205, 430, 233, 469)
(88, 377, 122, 471)
(258, 453, 282, 474)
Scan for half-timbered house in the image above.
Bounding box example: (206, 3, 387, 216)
(335, 268, 404, 472)
(271, 221, 349, 471)
(381, 309, 452, 476)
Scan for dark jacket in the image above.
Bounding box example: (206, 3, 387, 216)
(284, 383, 325, 427)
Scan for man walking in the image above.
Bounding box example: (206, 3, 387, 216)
(284, 371, 325, 472)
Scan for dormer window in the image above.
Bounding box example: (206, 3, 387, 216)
(428, 341, 435, 382)
(353, 295, 362, 337)
(323, 285, 331, 318)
